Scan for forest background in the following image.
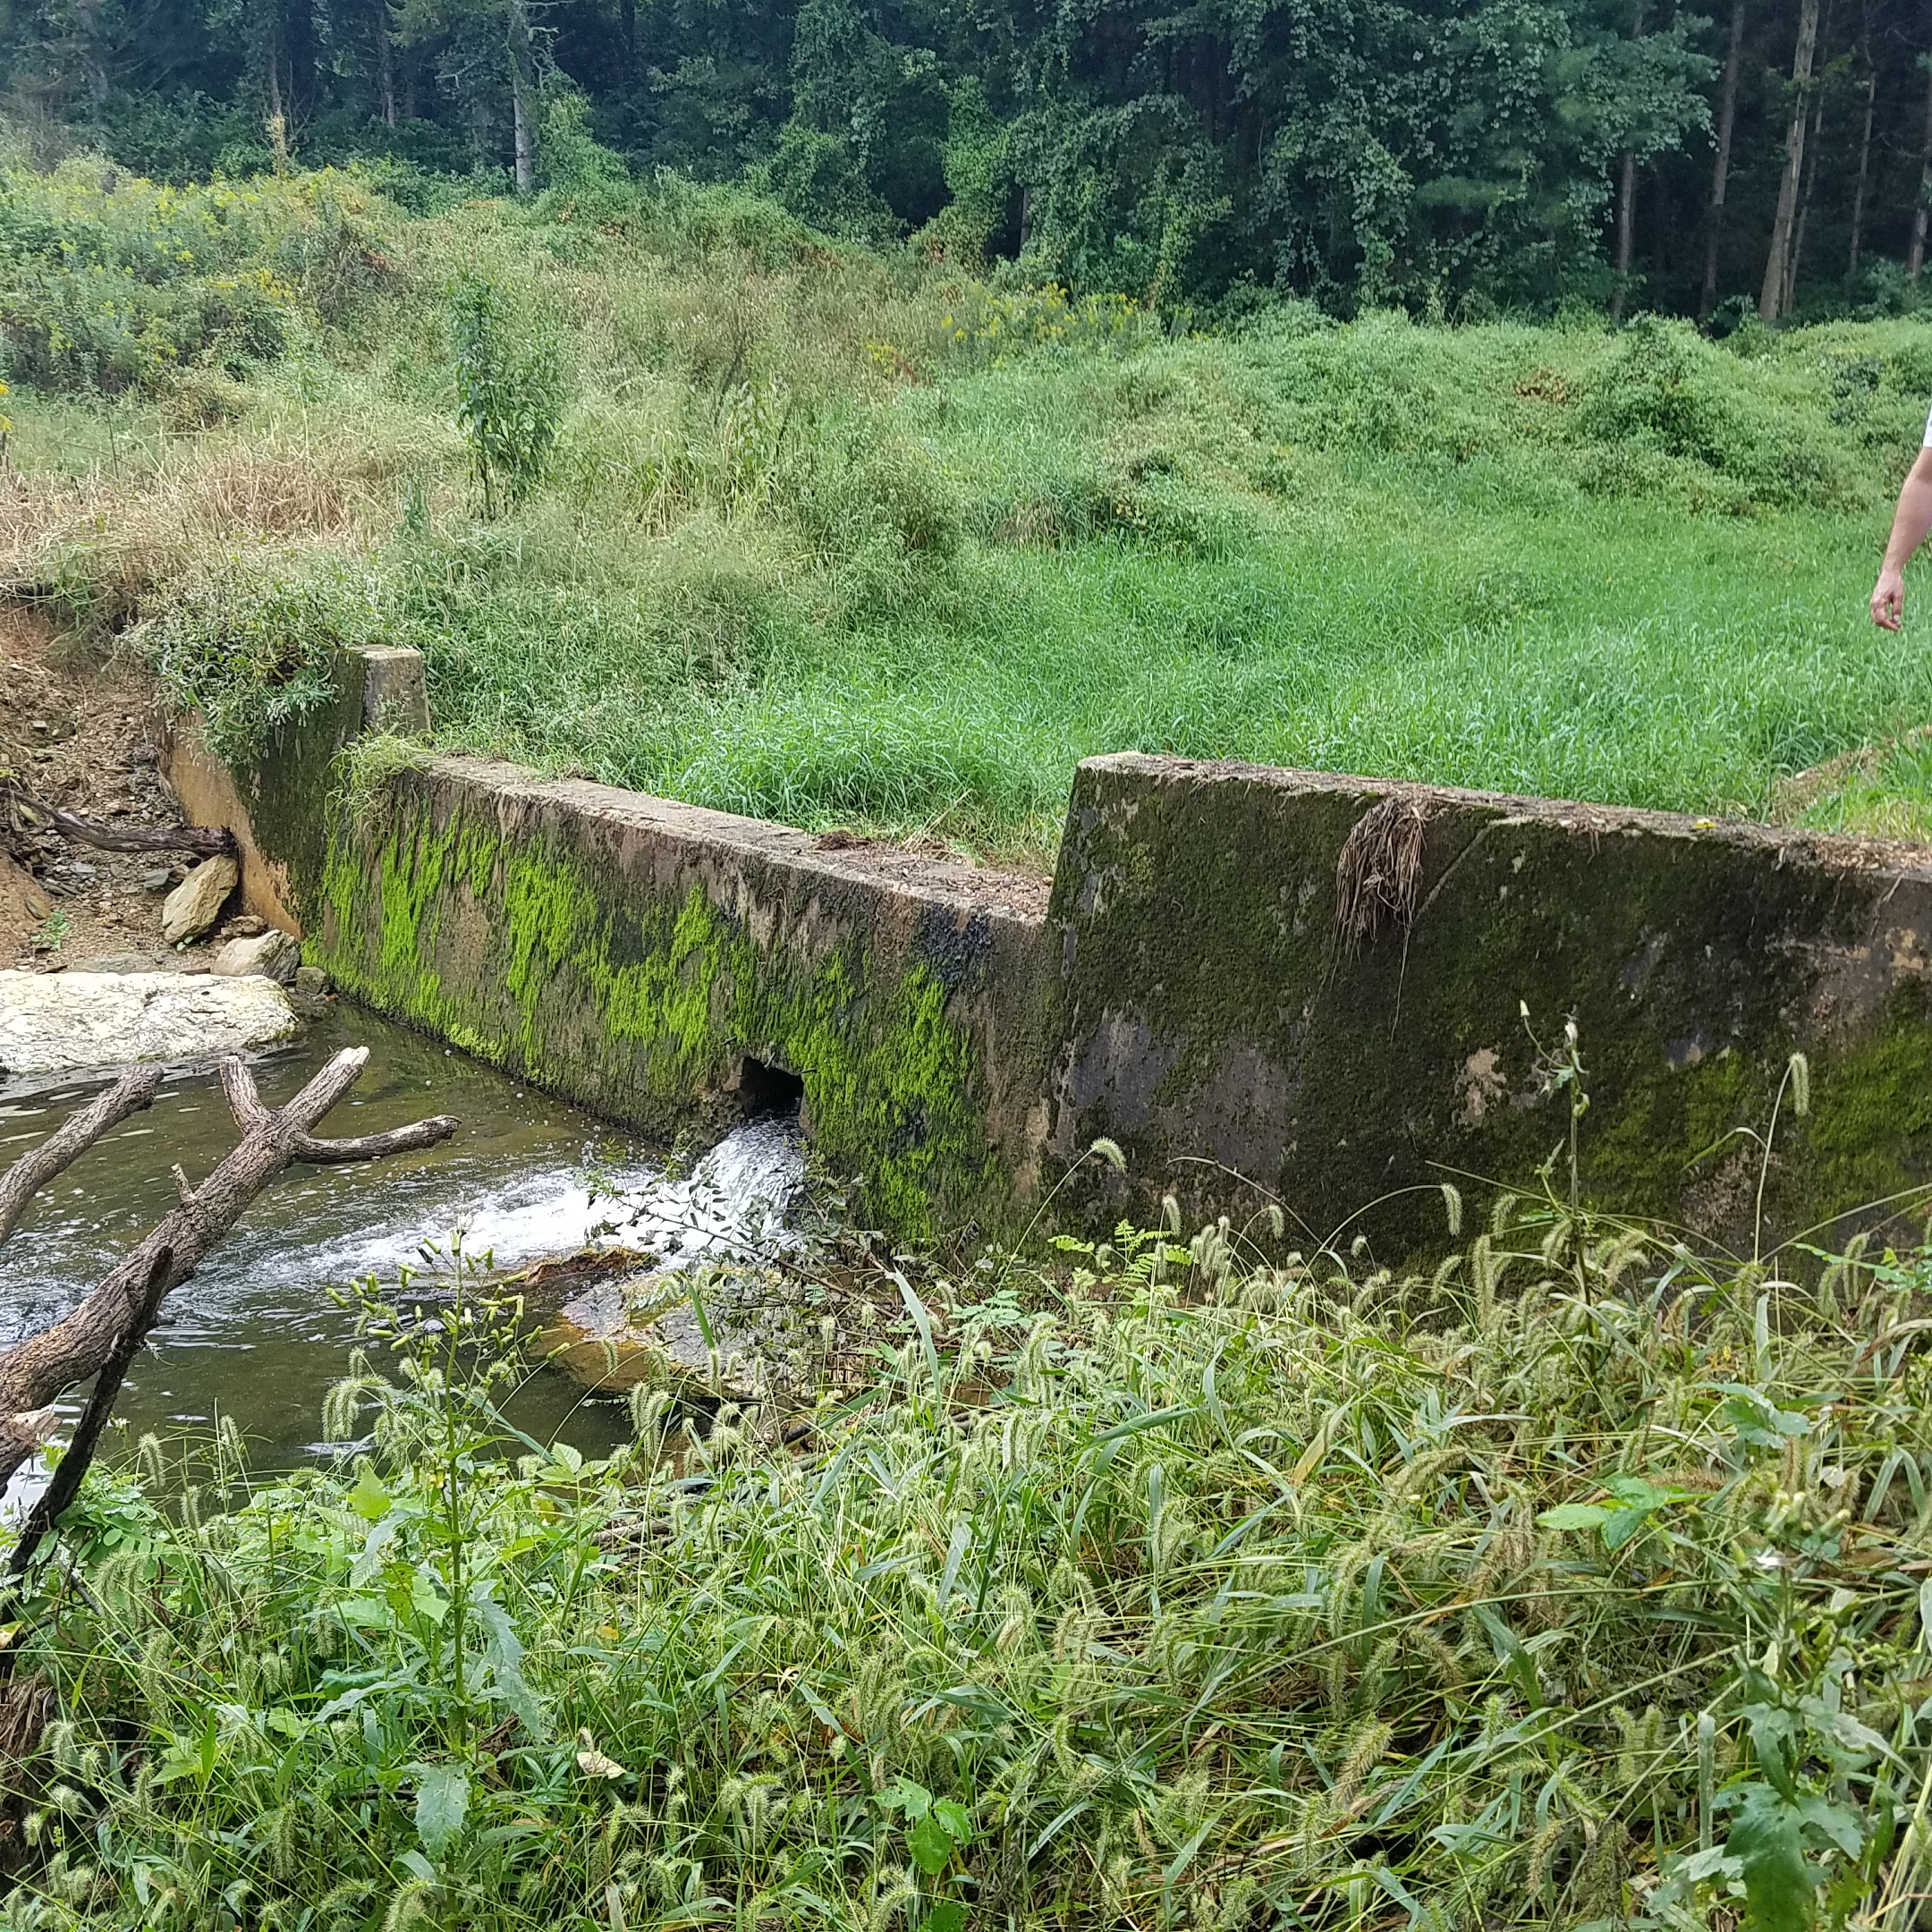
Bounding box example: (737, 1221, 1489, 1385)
(4, 0, 1932, 330)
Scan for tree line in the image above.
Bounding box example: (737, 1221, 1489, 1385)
(4, 0, 1932, 323)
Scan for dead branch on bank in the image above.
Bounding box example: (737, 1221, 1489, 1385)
(1, 774, 237, 860)
(4, 1247, 174, 1594)
(40, 805, 236, 859)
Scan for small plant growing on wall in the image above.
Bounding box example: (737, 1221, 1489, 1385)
(451, 275, 563, 518)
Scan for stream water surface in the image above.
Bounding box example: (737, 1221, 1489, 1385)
(0, 1004, 798, 1470)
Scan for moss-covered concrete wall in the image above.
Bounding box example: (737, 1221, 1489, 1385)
(167, 652, 1932, 1251)
(163, 647, 427, 937)
(310, 757, 1055, 1245)
(1046, 753, 1932, 1256)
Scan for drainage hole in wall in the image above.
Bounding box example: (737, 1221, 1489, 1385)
(736, 1056, 805, 1120)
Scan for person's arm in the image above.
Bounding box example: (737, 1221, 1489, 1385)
(1872, 445, 1932, 630)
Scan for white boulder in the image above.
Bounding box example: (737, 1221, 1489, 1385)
(212, 929, 301, 983)
(0, 970, 299, 1077)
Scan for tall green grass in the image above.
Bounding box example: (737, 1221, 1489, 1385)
(7, 1177, 1932, 1928)
(6, 161, 1932, 855)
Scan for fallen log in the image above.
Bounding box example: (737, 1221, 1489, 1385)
(1, 775, 236, 860)
(0, 1046, 458, 1493)
(0, 1066, 163, 1244)
(4, 1247, 173, 1591)
(41, 805, 236, 860)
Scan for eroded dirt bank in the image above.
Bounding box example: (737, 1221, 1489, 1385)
(0, 610, 261, 970)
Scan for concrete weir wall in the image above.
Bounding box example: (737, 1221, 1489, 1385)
(313, 758, 1055, 1244)
(173, 647, 1932, 1252)
(1048, 755, 1932, 1255)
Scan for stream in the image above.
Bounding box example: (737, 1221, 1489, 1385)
(0, 1004, 803, 1471)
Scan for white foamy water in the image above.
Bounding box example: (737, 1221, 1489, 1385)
(609, 1115, 806, 1267)
(0, 1010, 805, 1463)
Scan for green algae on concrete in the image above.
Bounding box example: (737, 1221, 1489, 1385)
(315, 760, 1051, 1244)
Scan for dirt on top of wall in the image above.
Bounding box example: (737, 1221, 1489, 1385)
(0, 606, 257, 972)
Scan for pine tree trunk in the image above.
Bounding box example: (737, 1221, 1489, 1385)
(1848, 25, 1877, 276)
(1699, 0, 1747, 321)
(285, 0, 318, 118)
(511, 78, 534, 193)
(1911, 50, 1932, 280)
(374, 0, 397, 128)
(1785, 0, 1834, 312)
(507, 0, 538, 195)
(1611, 148, 1636, 321)
(1759, 0, 1821, 322)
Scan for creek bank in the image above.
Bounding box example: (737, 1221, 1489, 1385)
(0, 612, 197, 969)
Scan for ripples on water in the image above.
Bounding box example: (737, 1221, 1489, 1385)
(0, 1004, 802, 1469)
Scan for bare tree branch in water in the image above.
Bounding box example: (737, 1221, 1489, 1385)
(0, 1066, 162, 1243)
(0, 1047, 458, 1494)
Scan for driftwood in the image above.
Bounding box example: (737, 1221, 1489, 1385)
(0, 1046, 460, 1494)
(41, 805, 236, 860)
(4, 1248, 173, 1592)
(1, 775, 237, 860)
(0, 1066, 163, 1244)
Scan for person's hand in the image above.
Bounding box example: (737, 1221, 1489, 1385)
(1873, 563, 1907, 631)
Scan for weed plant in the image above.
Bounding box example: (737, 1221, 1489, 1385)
(4, 158, 1932, 853)
(5, 1168, 1932, 1927)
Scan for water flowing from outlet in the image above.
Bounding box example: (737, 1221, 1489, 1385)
(0, 1006, 803, 1472)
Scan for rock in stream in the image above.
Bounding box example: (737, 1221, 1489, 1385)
(0, 969, 300, 1077)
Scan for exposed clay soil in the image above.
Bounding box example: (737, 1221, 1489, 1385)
(0, 609, 252, 971)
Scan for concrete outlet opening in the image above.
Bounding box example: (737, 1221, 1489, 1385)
(733, 1055, 805, 1121)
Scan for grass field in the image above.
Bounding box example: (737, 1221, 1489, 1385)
(14, 157, 1932, 1932)
(5, 160, 1932, 861)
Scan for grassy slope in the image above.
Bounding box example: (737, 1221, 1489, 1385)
(6, 167, 1932, 859)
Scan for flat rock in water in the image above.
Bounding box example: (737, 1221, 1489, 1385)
(0, 970, 299, 1077)
(161, 855, 239, 946)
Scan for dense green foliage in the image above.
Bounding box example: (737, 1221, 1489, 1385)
(8, 1171, 1932, 1928)
(0, 0, 1927, 323)
(2, 162, 1927, 853)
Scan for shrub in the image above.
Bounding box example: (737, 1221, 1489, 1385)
(0, 162, 306, 396)
(451, 275, 566, 517)
(132, 558, 385, 761)
(790, 410, 962, 566)
(1574, 317, 1865, 513)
